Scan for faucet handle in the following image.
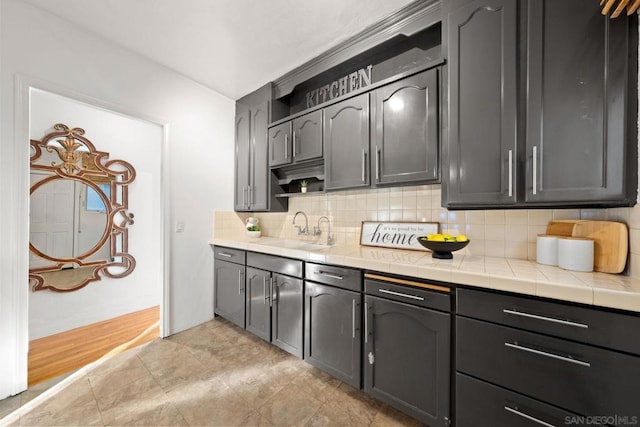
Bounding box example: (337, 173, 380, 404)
(313, 226, 322, 236)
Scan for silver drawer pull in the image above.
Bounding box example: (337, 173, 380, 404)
(314, 271, 344, 280)
(504, 406, 556, 427)
(503, 309, 589, 329)
(505, 342, 591, 367)
(218, 252, 233, 258)
(379, 289, 424, 301)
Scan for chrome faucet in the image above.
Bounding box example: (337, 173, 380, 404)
(293, 211, 310, 235)
(315, 216, 334, 245)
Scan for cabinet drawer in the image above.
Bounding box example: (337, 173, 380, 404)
(246, 252, 303, 278)
(365, 279, 450, 312)
(457, 316, 640, 418)
(214, 246, 246, 265)
(305, 262, 362, 292)
(457, 288, 640, 356)
(456, 373, 604, 427)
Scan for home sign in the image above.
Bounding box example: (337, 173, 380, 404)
(306, 65, 373, 108)
(360, 221, 439, 251)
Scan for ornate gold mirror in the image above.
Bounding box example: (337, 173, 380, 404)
(29, 123, 136, 292)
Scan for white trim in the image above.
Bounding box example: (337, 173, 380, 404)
(13, 74, 171, 394)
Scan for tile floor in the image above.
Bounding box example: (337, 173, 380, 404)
(0, 317, 422, 426)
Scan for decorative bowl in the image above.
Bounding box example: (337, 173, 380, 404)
(417, 238, 470, 259)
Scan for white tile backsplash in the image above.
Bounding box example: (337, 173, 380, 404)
(214, 184, 640, 278)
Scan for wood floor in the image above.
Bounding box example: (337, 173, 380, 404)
(28, 306, 160, 386)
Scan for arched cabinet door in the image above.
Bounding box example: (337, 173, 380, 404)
(370, 68, 439, 186)
(444, 0, 518, 208)
(324, 93, 370, 190)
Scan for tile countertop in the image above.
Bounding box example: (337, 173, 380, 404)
(210, 237, 640, 314)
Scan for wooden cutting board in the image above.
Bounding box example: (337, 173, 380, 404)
(545, 220, 629, 273)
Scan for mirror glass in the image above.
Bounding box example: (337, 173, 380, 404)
(29, 123, 136, 292)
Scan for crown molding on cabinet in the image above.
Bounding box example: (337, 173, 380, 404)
(272, 0, 442, 99)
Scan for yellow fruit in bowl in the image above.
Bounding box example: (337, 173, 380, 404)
(457, 234, 468, 242)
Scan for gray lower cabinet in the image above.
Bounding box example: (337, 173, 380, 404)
(245, 253, 304, 358)
(370, 69, 439, 186)
(324, 93, 370, 190)
(304, 263, 363, 388)
(213, 247, 246, 329)
(456, 287, 640, 424)
(304, 281, 361, 388)
(364, 277, 451, 426)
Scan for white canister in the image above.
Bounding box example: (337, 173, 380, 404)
(536, 235, 559, 266)
(558, 237, 594, 272)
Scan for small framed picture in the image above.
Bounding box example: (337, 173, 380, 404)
(360, 221, 439, 251)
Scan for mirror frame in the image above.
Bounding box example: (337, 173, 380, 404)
(29, 123, 137, 292)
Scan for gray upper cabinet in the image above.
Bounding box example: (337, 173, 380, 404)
(268, 121, 291, 167)
(324, 93, 371, 190)
(524, 0, 634, 205)
(235, 100, 270, 211)
(292, 110, 323, 163)
(444, 0, 518, 207)
(444, 0, 637, 208)
(269, 110, 323, 168)
(370, 69, 439, 186)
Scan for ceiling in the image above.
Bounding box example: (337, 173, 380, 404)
(20, 0, 417, 100)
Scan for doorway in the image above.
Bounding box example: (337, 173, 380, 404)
(27, 88, 166, 386)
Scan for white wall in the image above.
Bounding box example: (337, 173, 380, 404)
(28, 89, 163, 340)
(0, 0, 235, 398)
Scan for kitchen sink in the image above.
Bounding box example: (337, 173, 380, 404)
(263, 239, 331, 251)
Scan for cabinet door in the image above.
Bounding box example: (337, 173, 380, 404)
(364, 295, 450, 426)
(250, 101, 269, 210)
(525, 1, 633, 205)
(268, 122, 292, 167)
(304, 282, 362, 388)
(271, 273, 303, 358)
(445, 0, 518, 207)
(292, 110, 323, 162)
(371, 69, 439, 186)
(324, 93, 370, 190)
(214, 259, 245, 328)
(234, 104, 251, 211)
(245, 267, 271, 342)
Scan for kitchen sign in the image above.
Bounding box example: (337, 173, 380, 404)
(360, 221, 439, 251)
(306, 65, 373, 108)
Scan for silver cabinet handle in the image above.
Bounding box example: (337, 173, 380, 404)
(379, 288, 424, 301)
(505, 342, 591, 367)
(242, 186, 247, 207)
(504, 406, 555, 427)
(293, 130, 297, 156)
(249, 186, 254, 205)
(361, 149, 366, 182)
(263, 276, 268, 305)
(532, 145, 538, 195)
(218, 252, 233, 258)
(364, 302, 369, 343)
(376, 147, 381, 181)
(314, 271, 343, 280)
(271, 278, 276, 305)
(284, 133, 289, 159)
(238, 270, 244, 295)
(503, 309, 588, 329)
(352, 299, 356, 339)
(508, 149, 513, 197)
